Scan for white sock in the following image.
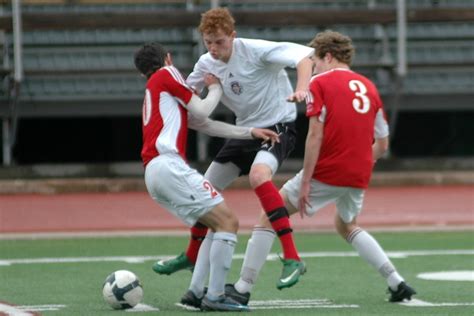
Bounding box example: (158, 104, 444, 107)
(234, 227, 275, 294)
(207, 232, 237, 300)
(348, 228, 404, 290)
(189, 231, 214, 298)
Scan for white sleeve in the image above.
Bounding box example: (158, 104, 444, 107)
(374, 108, 389, 139)
(186, 56, 208, 94)
(188, 115, 253, 139)
(183, 84, 222, 120)
(251, 39, 314, 68)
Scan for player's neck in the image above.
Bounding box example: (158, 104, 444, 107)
(329, 62, 350, 71)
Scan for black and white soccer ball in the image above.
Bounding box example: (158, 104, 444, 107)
(102, 270, 144, 310)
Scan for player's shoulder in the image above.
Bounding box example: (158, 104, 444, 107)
(235, 37, 279, 54)
(196, 52, 222, 69)
(153, 65, 187, 86)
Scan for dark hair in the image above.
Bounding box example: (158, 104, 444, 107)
(134, 42, 168, 78)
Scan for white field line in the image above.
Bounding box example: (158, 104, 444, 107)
(17, 305, 65, 311)
(0, 303, 35, 316)
(249, 298, 359, 309)
(400, 298, 474, 307)
(126, 304, 160, 312)
(0, 249, 473, 266)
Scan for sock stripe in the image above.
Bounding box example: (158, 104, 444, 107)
(266, 207, 289, 222)
(276, 227, 293, 237)
(194, 222, 207, 228)
(253, 226, 276, 235)
(347, 228, 363, 243)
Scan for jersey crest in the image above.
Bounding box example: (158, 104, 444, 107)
(230, 81, 243, 95)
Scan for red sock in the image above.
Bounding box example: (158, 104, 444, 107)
(185, 222, 208, 264)
(255, 181, 300, 261)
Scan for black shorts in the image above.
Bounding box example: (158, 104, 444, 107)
(213, 122, 297, 176)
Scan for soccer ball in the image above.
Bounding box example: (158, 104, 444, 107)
(102, 270, 144, 310)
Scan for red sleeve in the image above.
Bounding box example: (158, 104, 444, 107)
(306, 78, 324, 118)
(161, 67, 193, 105)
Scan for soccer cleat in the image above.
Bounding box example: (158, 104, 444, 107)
(179, 290, 203, 310)
(152, 252, 194, 275)
(276, 258, 306, 290)
(201, 295, 250, 312)
(224, 283, 250, 305)
(388, 282, 417, 302)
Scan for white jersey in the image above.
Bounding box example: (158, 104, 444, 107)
(186, 38, 314, 127)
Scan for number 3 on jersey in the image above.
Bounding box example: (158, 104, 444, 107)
(349, 80, 370, 114)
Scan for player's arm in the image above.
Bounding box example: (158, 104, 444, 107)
(189, 115, 280, 144)
(373, 137, 389, 161)
(183, 74, 221, 120)
(185, 85, 222, 120)
(299, 115, 324, 217)
(373, 107, 390, 161)
(287, 56, 314, 103)
(257, 40, 313, 103)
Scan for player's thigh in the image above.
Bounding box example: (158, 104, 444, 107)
(282, 171, 343, 216)
(335, 188, 365, 224)
(145, 155, 223, 226)
(204, 161, 240, 191)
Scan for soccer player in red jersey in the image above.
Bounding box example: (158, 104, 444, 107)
(134, 42, 278, 311)
(225, 30, 417, 304)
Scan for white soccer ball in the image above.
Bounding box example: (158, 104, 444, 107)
(102, 270, 144, 310)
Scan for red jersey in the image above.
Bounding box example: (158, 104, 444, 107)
(141, 66, 193, 166)
(306, 68, 388, 188)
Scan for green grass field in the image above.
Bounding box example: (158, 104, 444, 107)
(1, 231, 473, 315)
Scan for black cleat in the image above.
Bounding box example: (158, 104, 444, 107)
(225, 283, 250, 305)
(201, 295, 250, 312)
(388, 282, 417, 302)
(179, 289, 203, 310)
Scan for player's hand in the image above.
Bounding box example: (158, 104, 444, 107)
(286, 89, 308, 103)
(204, 73, 220, 87)
(298, 181, 312, 219)
(251, 128, 280, 146)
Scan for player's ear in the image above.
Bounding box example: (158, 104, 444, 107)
(230, 30, 237, 39)
(165, 53, 173, 66)
(324, 52, 332, 63)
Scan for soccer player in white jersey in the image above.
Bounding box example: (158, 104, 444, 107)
(134, 42, 280, 312)
(224, 30, 417, 305)
(152, 7, 314, 299)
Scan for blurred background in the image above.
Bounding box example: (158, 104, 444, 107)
(0, 0, 473, 179)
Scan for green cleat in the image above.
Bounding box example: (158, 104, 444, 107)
(152, 252, 194, 275)
(276, 258, 306, 290)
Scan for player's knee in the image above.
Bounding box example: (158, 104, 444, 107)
(249, 165, 272, 188)
(217, 210, 239, 233)
(335, 215, 353, 239)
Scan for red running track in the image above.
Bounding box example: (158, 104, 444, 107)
(0, 186, 472, 234)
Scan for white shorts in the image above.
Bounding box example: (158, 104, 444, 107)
(282, 170, 365, 223)
(144, 154, 224, 226)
